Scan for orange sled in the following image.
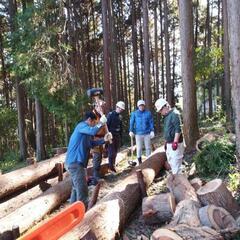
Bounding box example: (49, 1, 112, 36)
(19, 201, 85, 240)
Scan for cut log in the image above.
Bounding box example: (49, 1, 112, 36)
(136, 169, 147, 198)
(199, 205, 237, 230)
(197, 179, 240, 218)
(59, 148, 167, 240)
(151, 224, 224, 240)
(0, 174, 71, 237)
(196, 133, 220, 152)
(170, 199, 201, 227)
(166, 174, 198, 203)
(0, 154, 66, 201)
(190, 177, 204, 191)
(142, 193, 175, 225)
(0, 177, 61, 219)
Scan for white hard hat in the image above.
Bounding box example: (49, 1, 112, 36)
(155, 98, 168, 112)
(116, 101, 125, 110)
(137, 100, 145, 107)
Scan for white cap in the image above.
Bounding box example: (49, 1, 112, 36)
(155, 98, 168, 112)
(116, 101, 125, 110)
(137, 100, 145, 107)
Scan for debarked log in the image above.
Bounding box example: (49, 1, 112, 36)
(59, 148, 167, 240)
(0, 174, 71, 238)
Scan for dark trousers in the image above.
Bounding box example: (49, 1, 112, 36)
(92, 152, 102, 180)
(108, 135, 120, 169)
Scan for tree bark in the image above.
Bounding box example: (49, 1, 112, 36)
(60, 149, 167, 240)
(197, 179, 240, 218)
(166, 174, 198, 203)
(227, 0, 240, 160)
(142, 193, 175, 225)
(178, 0, 199, 151)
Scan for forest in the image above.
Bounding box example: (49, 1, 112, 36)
(0, 0, 240, 239)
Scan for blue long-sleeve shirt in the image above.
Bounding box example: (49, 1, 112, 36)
(129, 109, 154, 135)
(65, 121, 104, 167)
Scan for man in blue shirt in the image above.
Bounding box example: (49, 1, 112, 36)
(129, 100, 155, 165)
(65, 112, 111, 207)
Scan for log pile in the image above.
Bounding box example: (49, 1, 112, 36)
(146, 175, 240, 240)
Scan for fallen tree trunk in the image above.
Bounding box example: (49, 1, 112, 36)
(151, 224, 224, 240)
(60, 148, 167, 240)
(166, 174, 198, 203)
(0, 174, 71, 238)
(197, 179, 240, 218)
(0, 154, 66, 201)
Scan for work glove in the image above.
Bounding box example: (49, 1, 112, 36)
(129, 131, 135, 138)
(150, 131, 155, 139)
(99, 114, 107, 124)
(104, 132, 113, 142)
(172, 142, 178, 151)
(164, 141, 167, 151)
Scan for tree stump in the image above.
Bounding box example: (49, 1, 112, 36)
(170, 199, 201, 227)
(142, 193, 176, 224)
(166, 174, 198, 203)
(151, 224, 224, 240)
(197, 179, 240, 218)
(199, 205, 237, 230)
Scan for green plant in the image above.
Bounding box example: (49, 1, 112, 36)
(193, 138, 236, 177)
(228, 167, 240, 192)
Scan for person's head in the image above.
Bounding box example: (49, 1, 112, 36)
(137, 100, 145, 111)
(93, 99, 106, 114)
(84, 111, 97, 126)
(116, 101, 125, 113)
(155, 98, 170, 116)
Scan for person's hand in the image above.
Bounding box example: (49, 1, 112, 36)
(129, 132, 134, 138)
(150, 131, 155, 139)
(104, 132, 113, 142)
(172, 142, 178, 151)
(99, 115, 107, 124)
(164, 141, 167, 151)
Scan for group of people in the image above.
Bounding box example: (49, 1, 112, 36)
(65, 97, 185, 207)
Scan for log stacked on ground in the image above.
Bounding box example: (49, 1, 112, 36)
(0, 174, 71, 237)
(197, 179, 240, 218)
(166, 174, 198, 203)
(199, 205, 237, 230)
(59, 149, 167, 240)
(151, 224, 224, 240)
(142, 193, 176, 224)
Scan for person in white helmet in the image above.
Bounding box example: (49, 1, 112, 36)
(129, 100, 155, 165)
(155, 98, 185, 174)
(106, 101, 125, 172)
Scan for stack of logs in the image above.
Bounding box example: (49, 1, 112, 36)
(142, 174, 240, 239)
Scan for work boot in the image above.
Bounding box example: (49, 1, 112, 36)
(128, 160, 137, 167)
(138, 157, 142, 165)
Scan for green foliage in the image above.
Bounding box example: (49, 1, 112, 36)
(193, 138, 236, 177)
(228, 166, 240, 192)
(0, 150, 25, 173)
(0, 107, 18, 158)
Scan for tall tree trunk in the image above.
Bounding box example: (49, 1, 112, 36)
(160, 0, 165, 98)
(222, 0, 232, 126)
(131, 0, 139, 107)
(194, 0, 199, 48)
(164, 0, 174, 107)
(227, 1, 240, 161)
(35, 98, 45, 161)
(179, 0, 199, 152)
(142, 0, 152, 110)
(101, 0, 111, 111)
(8, 0, 28, 160)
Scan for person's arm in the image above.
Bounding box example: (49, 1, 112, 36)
(172, 114, 182, 150)
(107, 112, 112, 129)
(149, 112, 154, 131)
(79, 123, 103, 136)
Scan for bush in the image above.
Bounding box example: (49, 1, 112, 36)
(193, 138, 236, 177)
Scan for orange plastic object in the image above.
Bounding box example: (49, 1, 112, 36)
(19, 201, 85, 240)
